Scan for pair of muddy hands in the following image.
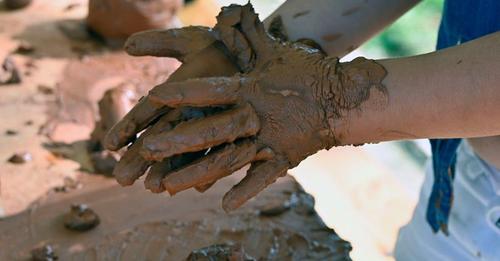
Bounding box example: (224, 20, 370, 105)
(104, 4, 386, 211)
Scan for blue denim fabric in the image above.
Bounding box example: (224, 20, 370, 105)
(428, 0, 500, 234)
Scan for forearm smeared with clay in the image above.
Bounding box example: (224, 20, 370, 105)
(263, 0, 420, 56)
(336, 31, 500, 145)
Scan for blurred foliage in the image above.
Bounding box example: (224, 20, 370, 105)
(361, 0, 444, 58)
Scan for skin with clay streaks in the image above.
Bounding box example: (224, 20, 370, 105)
(105, 3, 387, 211)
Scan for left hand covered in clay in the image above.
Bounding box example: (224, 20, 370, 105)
(106, 4, 386, 211)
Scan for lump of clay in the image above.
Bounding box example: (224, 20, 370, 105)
(87, 0, 183, 40)
(185, 243, 256, 261)
(7, 152, 32, 164)
(4, 0, 32, 10)
(0, 56, 21, 85)
(31, 244, 57, 261)
(64, 204, 100, 232)
(91, 84, 139, 146)
(88, 84, 138, 175)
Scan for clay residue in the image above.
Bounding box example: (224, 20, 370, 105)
(0, 174, 352, 260)
(64, 204, 100, 231)
(318, 56, 387, 146)
(295, 38, 326, 54)
(43, 52, 180, 143)
(87, 0, 183, 40)
(322, 33, 343, 43)
(293, 10, 310, 18)
(186, 243, 255, 261)
(90, 84, 139, 146)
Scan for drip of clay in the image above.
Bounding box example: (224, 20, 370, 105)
(87, 0, 183, 40)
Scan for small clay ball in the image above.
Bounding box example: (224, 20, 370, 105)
(5, 129, 18, 136)
(4, 0, 32, 10)
(31, 244, 57, 261)
(64, 204, 100, 232)
(87, 0, 183, 40)
(7, 152, 32, 164)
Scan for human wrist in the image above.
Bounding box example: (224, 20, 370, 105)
(317, 56, 388, 147)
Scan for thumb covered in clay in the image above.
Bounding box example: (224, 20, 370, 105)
(124, 26, 217, 62)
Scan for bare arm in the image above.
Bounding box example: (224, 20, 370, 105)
(263, 0, 421, 56)
(338, 31, 500, 145)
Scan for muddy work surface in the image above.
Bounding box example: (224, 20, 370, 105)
(0, 174, 351, 260)
(0, 1, 351, 260)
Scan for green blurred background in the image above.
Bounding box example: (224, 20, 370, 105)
(361, 0, 444, 57)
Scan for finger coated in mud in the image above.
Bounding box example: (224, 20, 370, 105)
(113, 112, 174, 185)
(104, 97, 168, 151)
(162, 140, 257, 195)
(238, 4, 273, 58)
(141, 103, 260, 161)
(125, 27, 216, 61)
(216, 4, 271, 62)
(222, 160, 288, 212)
(148, 77, 242, 107)
(105, 38, 242, 152)
(144, 160, 172, 193)
(194, 181, 216, 193)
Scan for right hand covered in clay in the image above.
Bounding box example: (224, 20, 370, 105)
(105, 3, 387, 211)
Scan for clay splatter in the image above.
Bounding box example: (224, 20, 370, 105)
(293, 10, 310, 18)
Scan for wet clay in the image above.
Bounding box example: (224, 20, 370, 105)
(0, 173, 351, 260)
(104, 3, 387, 211)
(129, 4, 387, 210)
(64, 204, 100, 232)
(31, 244, 57, 261)
(186, 243, 255, 261)
(7, 152, 32, 164)
(87, 0, 183, 40)
(90, 84, 139, 146)
(43, 52, 179, 143)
